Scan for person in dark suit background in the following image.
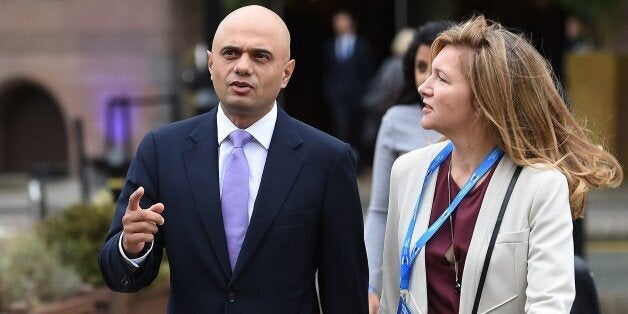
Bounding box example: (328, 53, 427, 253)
(98, 5, 368, 313)
(322, 10, 375, 167)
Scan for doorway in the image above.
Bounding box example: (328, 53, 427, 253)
(0, 82, 68, 174)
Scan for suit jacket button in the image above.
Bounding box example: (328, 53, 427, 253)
(227, 292, 236, 303)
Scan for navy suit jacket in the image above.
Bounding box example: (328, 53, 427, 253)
(99, 107, 368, 313)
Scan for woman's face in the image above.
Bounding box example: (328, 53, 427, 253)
(414, 44, 431, 87)
(417, 45, 476, 136)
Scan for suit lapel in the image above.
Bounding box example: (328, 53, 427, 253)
(182, 109, 232, 279)
(459, 156, 515, 313)
(231, 108, 304, 281)
(410, 143, 444, 313)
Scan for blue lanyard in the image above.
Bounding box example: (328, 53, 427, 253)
(398, 141, 503, 309)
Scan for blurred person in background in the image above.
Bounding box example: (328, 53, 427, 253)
(363, 21, 450, 314)
(360, 27, 415, 153)
(99, 5, 368, 313)
(379, 16, 623, 313)
(322, 10, 375, 168)
(564, 15, 592, 54)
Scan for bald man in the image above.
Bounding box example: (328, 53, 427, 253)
(98, 5, 368, 313)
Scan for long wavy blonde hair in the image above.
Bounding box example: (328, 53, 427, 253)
(431, 16, 623, 218)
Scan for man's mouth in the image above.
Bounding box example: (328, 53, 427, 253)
(229, 81, 253, 94)
(230, 81, 253, 88)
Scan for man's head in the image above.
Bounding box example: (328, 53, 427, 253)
(332, 11, 355, 36)
(208, 5, 295, 128)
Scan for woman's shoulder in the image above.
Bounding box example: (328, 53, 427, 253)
(383, 104, 420, 119)
(393, 141, 448, 170)
(521, 163, 568, 185)
(379, 104, 422, 138)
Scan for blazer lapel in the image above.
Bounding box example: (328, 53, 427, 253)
(408, 143, 445, 313)
(231, 108, 304, 281)
(182, 109, 232, 279)
(459, 156, 516, 313)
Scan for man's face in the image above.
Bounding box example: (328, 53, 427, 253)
(333, 13, 353, 35)
(208, 11, 295, 127)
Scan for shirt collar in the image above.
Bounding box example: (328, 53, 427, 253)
(339, 33, 356, 44)
(216, 102, 277, 150)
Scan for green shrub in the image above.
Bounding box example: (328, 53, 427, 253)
(36, 202, 115, 286)
(0, 233, 83, 308)
(36, 191, 170, 290)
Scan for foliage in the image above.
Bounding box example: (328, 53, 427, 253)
(555, 0, 622, 17)
(0, 234, 83, 309)
(0, 188, 170, 309)
(36, 201, 115, 286)
(36, 191, 170, 289)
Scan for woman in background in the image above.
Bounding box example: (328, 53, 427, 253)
(379, 16, 623, 313)
(364, 21, 451, 314)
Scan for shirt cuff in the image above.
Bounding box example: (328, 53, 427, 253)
(118, 231, 153, 268)
(368, 285, 378, 294)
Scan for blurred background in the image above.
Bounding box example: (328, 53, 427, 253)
(0, 0, 626, 313)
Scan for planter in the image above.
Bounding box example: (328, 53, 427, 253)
(4, 284, 169, 314)
(107, 284, 170, 314)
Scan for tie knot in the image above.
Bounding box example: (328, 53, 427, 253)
(229, 129, 253, 148)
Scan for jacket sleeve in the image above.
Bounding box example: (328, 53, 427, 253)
(316, 143, 369, 313)
(364, 111, 397, 294)
(525, 169, 575, 312)
(98, 131, 165, 292)
(379, 155, 403, 313)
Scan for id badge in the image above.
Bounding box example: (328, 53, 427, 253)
(397, 298, 412, 314)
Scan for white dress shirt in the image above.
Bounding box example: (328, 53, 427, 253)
(120, 103, 277, 267)
(335, 33, 356, 60)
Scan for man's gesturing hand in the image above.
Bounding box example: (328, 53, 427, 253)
(121, 186, 165, 258)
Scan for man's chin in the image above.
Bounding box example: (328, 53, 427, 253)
(223, 97, 253, 110)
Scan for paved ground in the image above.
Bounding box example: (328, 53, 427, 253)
(1, 170, 627, 312)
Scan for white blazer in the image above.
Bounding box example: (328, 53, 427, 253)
(380, 142, 575, 313)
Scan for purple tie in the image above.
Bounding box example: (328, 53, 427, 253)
(221, 129, 253, 269)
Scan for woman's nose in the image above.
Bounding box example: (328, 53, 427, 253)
(417, 79, 431, 98)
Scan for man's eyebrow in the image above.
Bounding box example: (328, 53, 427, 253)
(223, 45, 272, 54)
(250, 48, 273, 56)
(220, 45, 241, 53)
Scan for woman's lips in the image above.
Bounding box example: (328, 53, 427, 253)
(422, 103, 434, 114)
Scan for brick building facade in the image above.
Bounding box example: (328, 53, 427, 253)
(0, 0, 203, 175)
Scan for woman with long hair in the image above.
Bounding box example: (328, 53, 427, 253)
(379, 16, 622, 313)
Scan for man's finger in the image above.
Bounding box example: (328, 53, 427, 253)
(124, 221, 159, 235)
(148, 203, 165, 219)
(127, 186, 144, 211)
(124, 232, 155, 244)
(125, 209, 164, 225)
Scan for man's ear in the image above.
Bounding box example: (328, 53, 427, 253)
(207, 50, 213, 78)
(281, 59, 296, 88)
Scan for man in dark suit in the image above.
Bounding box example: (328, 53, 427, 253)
(99, 5, 368, 313)
(322, 10, 375, 167)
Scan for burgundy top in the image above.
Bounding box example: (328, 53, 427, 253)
(425, 156, 498, 313)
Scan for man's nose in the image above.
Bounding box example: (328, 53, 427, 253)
(233, 55, 253, 75)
